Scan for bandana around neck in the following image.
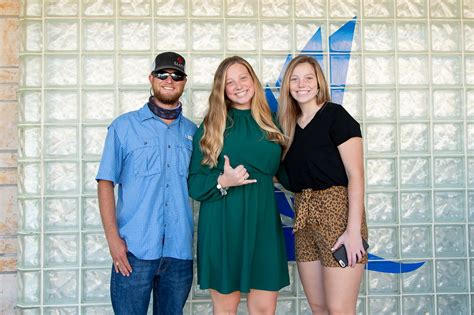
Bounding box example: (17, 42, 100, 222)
(147, 96, 182, 120)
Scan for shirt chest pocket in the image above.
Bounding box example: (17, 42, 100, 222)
(132, 139, 162, 177)
(177, 140, 193, 177)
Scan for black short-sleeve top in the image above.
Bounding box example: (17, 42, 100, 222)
(283, 102, 362, 193)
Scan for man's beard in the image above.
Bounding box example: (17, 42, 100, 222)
(153, 88, 183, 105)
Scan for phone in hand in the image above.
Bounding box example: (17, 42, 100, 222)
(332, 239, 369, 268)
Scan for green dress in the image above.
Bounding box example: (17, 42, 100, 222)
(188, 108, 290, 294)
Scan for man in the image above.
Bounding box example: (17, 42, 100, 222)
(96, 52, 197, 315)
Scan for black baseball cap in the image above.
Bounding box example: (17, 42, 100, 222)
(151, 52, 186, 76)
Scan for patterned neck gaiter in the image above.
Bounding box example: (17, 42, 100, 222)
(147, 96, 182, 120)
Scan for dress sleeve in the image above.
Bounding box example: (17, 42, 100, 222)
(188, 126, 225, 202)
(329, 104, 362, 146)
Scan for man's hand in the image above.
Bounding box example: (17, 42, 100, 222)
(108, 234, 132, 276)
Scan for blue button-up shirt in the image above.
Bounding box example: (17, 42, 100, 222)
(96, 104, 197, 260)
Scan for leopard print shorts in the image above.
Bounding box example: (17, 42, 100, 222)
(294, 186, 368, 267)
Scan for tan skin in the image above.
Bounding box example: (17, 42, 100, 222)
(211, 63, 279, 315)
(290, 63, 365, 315)
(97, 69, 186, 277)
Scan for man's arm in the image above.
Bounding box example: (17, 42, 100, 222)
(98, 180, 132, 276)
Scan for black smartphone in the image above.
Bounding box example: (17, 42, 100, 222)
(332, 239, 369, 268)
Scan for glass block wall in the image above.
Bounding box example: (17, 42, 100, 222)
(16, 0, 474, 314)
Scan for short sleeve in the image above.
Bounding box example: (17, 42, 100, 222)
(329, 104, 362, 146)
(96, 125, 124, 185)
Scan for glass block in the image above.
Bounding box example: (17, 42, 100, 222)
(432, 89, 462, 119)
(119, 21, 151, 51)
(466, 56, 474, 85)
(20, 55, 42, 87)
(82, 305, 113, 315)
(19, 127, 41, 159)
(44, 233, 79, 267)
(341, 89, 362, 120)
(433, 157, 464, 188)
(82, 197, 101, 229)
(469, 158, 474, 187)
(399, 89, 429, 119)
(44, 307, 78, 315)
(83, 161, 100, 194)
(45, 0, 78, 16)
(366, 192, 397, 224)
(345, 55, 362, 85)
(329, 0, 359, 18)
(468, 124, 474, 153)
(155, 0, 186, 16)
(368, 227, 399, 259)
(397, 22, 427, 51)
(16, 308, 41, 315)
(82, 269, 110, 302)
(434, 191, 465, 222)
(363, 22, 394, 51)
(399, 123, 429, 154)
(119, 55, 150, 86)
(44, 270, 79, 304)
(365, 90, 395, 120)
(83, 21, 115, 51)
(192, 302, 213, 313)
(83, 233, 110, 266)
(469, 191, 474, 222)
(18, 234, 40, 268)
(45, 91, 79, 122)
(22, 0, 42, 17)
(155, 21, 187, 51)
(261, 23, 291, 51)
(369, 272, 399, 294)
(118, 90, 147, 114)
(261, 0, 290, 17)
(431, 22, 461, 52)
(364, 56, 394, 85)
(83, 126, 107, 157)
(397, 55, 428, 85)
(17, 271, 41, 305)
(330, 21, 361, 52)
(465, 0, 474, 18)
(401, 225, 432, 258)
(21, 21, 42, 52)
(357, 297, 366, 314)
(45, 20, 78, 51)
(18, 198, 41, 231)
(191, 90, 210, 120)
(18, 163, 41, 195)
(396, 0, 426, 17)
(296, 22, 325, 52)
(191, 22, 223, 51)
(295, 0, 325, 17)
(366, 124, 396, 154)
(119, 0, 150, 16)
(45, 162, 79, 194)
(430, 0, 459, 17)
(19, 90, 41, 123)
(368, 296, 399, 314)
(275, 299, 296, 314)
(431, 56, 461, 85)
(435, 225, 465, 257)
(403, 295, 434, 314)
(437, 295, 469, 314)
(261, 55, 287, 87)
(83, 90, 116, 122)
(44, 126, 78, 158)
(45, 56, 78, 86)
(191, 0, 221, 16)
(226, 22, 257, 51)
(298, 298, 311, 314)
(470, 225, 474, 256)
(83, 0, 114, 16)
(363, 0, 393, 17)
(468, 90, 474, 118)
(465, 23, 474, 51)
(433, 123, 463, 153)
(191, 56, 222, 86)
(226, 0, 256, 17)
(83, 56, 115, 86)
(44, 198, 78, 230)
(366, 158, 397, 189)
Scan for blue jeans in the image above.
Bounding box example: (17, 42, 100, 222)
(111, 252, 193, 315)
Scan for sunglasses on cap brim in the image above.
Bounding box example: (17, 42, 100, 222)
(152, 71, 186, 82)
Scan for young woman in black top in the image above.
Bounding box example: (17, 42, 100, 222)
(278, 55, 368, 314)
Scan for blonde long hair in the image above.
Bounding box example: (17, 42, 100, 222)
(277, 55, 331, 158)
(200, 56, 286, 167)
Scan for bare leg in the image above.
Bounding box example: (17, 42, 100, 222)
(247, 289, 278, 315)
(323, 264, 364, 315)
(209, 289, 241, 315)
(297, 261, 328, 315)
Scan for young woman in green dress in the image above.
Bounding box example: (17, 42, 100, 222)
(188, 56, 290, 314)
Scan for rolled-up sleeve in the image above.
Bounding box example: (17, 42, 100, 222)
(96, 125, 123, 185)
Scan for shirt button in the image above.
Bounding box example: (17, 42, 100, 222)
(165, 203, 168, 207)
(168, 144, 171, 148)
(167, 164, 170, 167)
(144, 141, 147, 145)
(166, 184, 169, 188)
